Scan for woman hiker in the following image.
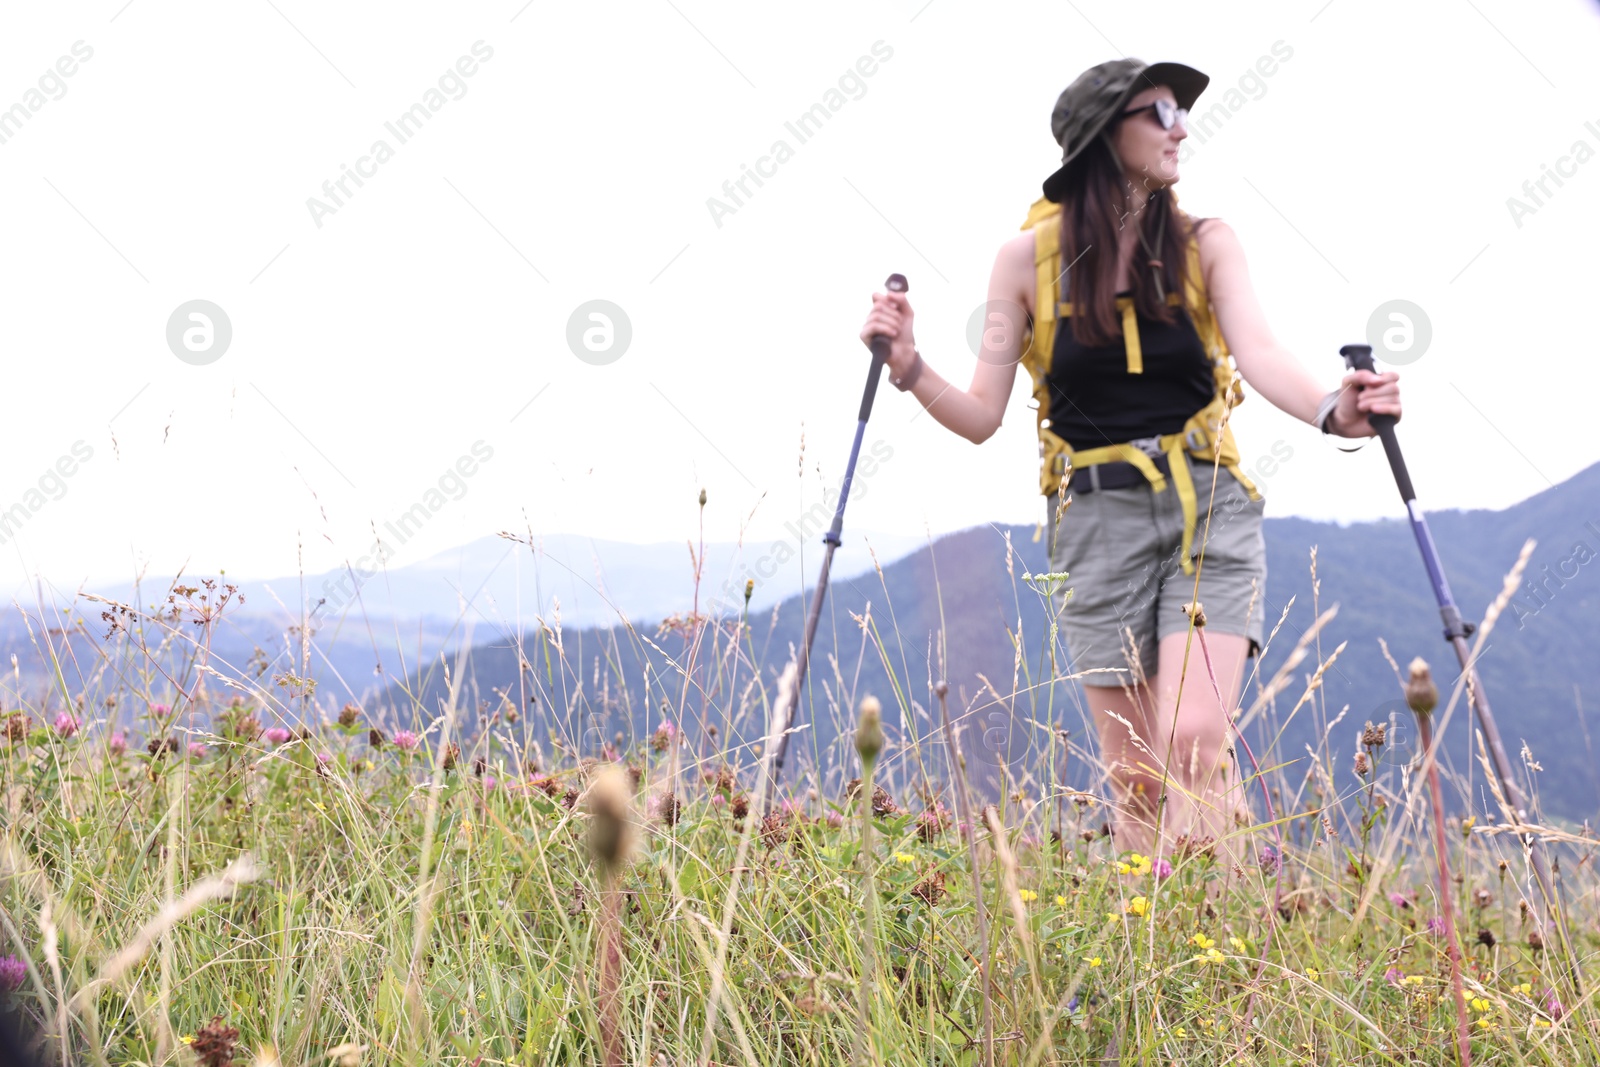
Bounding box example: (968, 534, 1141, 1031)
(857, 58, 1402, 862)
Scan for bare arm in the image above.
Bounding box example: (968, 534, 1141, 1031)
(1199, 219, 1402, 436)
(858, 231, 1035, 444)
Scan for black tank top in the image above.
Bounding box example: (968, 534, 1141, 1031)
(1046, 289, 1215, 451)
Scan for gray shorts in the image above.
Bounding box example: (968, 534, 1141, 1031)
(1043, 452, 1267, 686)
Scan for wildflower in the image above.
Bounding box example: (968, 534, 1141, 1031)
(150, 702, 171, 714)
(1405, 657, 1438, 717)
(910, 868, 947, 906)
(109, 731, 128, 757)
(1426, 916, 1447, 936)
(1018, 888, 1038, 903)
(315, 752, 331, 767)
(1403, 975, 1424, 986)
(188, 742, 208, 759)
(191, 1014, 241, 1067)
(1087, 957, 1103, 968)
(338, 703, 360, 728)
(391, 729, 419, 752)
(53, 713, 80, 738)
(1461, 815, 1476, 837)
(854, 696, 885, 766)
(1258, 846, 1281, 876)
(651, 720, 676, 753)
(894, 851, 915, 865)
(1306, 967, 1320, 981)
(1544, 990, 1564, 1021)
(915, 804, 952, 841)
(1475, 1017, 1495, 1031)
(0, 954, 26, 992)
(1515, 982, 1532, 995)
(1229, 936, 1247, 952)
(1126, 896, 1150, 917)
(1152, 857, 1173, 879)
(1387, 891, 1411, 910)
(1190, 933, 1216, 949)
(1383, 967, 1404, 986)
(1117, 853, 1153, 876)
(1193, 947, 1225, 965)
(1353, 750, 1370, 776)
(825, 810, 843, 829)
(1469, 996, 1491, 1012)
(1055, 894, 1068, 907)
(263, 727, 292, 746)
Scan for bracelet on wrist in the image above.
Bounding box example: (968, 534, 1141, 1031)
(892, 349, 924, 392)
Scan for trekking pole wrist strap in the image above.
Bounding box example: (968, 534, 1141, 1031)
(1314, 389, 1341, 435)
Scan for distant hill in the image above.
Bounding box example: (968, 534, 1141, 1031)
(384, 463, 1600, 822)
(23, 528, 933, 633)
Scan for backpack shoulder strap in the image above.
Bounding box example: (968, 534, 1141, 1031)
(1019, 196, 1061, 383)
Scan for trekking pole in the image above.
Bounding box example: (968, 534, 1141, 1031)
(761, 272, 908, 815)
(1340, 342, 1583, 999)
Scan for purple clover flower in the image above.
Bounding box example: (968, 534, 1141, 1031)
(0, 954, 26, 993)
(391, 729, 419, 752)
(52, 713, 80, 738)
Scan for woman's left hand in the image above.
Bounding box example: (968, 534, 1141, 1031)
(1332, 368, 1401, 437)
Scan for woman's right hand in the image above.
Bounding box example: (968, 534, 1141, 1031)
(859, 289, 918, 380)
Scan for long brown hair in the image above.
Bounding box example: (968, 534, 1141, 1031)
(1055, 128, 1194, 347)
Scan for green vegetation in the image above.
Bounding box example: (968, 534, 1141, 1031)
(0, 542, 1595, 1066)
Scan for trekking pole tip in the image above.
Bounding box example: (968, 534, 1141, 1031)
(885, 273, 909, 293)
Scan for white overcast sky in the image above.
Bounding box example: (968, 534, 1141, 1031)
(4, 0, 1599, 603)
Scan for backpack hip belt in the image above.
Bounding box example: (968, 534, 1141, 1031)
(1021, 195, 1262, 576)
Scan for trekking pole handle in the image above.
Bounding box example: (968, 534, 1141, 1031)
(1338, 344, 1397, 435)
(1339, 343, 1417, 504)
(861, 273, 909, 422)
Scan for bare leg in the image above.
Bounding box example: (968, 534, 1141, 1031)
(1082, 681, 1162, 854)
(1151, 629, 1252, 866)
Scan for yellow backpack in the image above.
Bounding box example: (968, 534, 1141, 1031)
(1017, 195, 1261, 574)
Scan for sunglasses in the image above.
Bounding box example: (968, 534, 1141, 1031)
(1121, 98, 1187, 131)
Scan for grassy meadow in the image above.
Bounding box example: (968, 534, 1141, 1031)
(0, 545, 1596, 1067)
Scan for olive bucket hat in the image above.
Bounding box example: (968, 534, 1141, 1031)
(1041, 58, 1209, 204)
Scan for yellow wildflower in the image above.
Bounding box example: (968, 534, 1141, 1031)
(1515, 982, 1532, 995)
(1087, 957, 1103, 968)
(894, 851, 915, 864)
(1019, 888, 1038, 903)
(180, 1035, 195, 1045)
(1126, 896, 1150, 917)
(1403, 975, 1424, 986)
(1190, 933, 1216, 949)
(1470, 997, 1492, 1012)
(1117, 853, 1153, 876)
(1055, 894, 1068, 907)
(1307, 968, 1320, 981)
(1193, 947, 1225, 965)
(1534, 1019, 1552, 1028)
(1229, 936, 1247, 952)
(1476, 1017, 1496, 1031)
